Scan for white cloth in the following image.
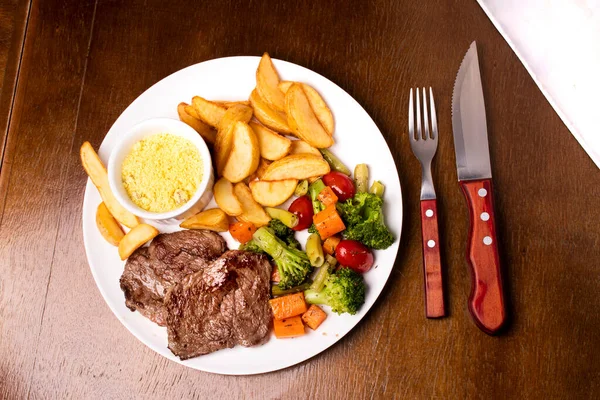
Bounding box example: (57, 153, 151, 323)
(478, 0, 600, 168)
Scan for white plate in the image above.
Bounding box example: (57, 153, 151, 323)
(82, 56, 402, 375)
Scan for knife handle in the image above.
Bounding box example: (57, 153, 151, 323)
(419, 199, 446, 318)
(459, 179, 506, 334)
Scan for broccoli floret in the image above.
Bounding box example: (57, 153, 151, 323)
(337, 192, 394, 250)
(252, 227, 312, 289)
(238, 239, 266, 255)
(308, 223, 319, 235)
(268, 219, 300, 249)
(304, 268, 365, 315)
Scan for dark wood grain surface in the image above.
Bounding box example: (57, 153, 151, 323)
(1, 0, 599, 398)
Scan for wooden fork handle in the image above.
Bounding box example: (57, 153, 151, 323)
(419, 199, 446, 318)
(459, 179, 506, 334)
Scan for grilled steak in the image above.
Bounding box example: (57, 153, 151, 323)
(120, 230, 227, 326)
(165, 250, 273, 359)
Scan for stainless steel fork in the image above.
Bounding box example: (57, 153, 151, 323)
(408, 88, 446, 318)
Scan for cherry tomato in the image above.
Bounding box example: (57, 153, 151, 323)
(288, 195, 314, 231)
(336, 240, 374, 273)
(322, 172, 355, 202)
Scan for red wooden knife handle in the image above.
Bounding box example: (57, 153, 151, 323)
(419, 199, 446, 318)
(459, 179, 506, 334)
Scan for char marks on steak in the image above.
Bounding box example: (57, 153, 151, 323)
(165, 250, 273, 360)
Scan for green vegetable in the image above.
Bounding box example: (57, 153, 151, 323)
(238, 240, 266, 255)
(308, 179, 326, 214)
(369, 180, 385, 197)
(319, 149, 351, 175)
(308, 223, 319, 235)
(294, 180, 309, 197)
(265, 207, 298, 229)
(304, 268, 366, 315)
(271, 281, 313, 297)
(337, 192, 394, 250)
(354, 164, 369, 193)
(306, 233, 325, 267)
(310, 255, 336, 292)
(252, 227, 312, 289)
(241, 219, 300, 253)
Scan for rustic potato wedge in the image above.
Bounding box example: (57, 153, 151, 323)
(279, 82, 334, 135)
(191, 96, 228, 127)
(289, 140, 321, 157)
(215, 100, 251, 107)
(80, 142, 139, 228)
(285, 84, 334, 148)
(278, 81, 293, 93)
(118, 223, 159, 260)
(221, 121, 260, 183)
(248, 158, 272, 181)
(184, 104, 201, 119)
(262, 154, 331, 180)
(233, 182, 271, 226)
(177, 102, 217, 144)
(218, 104, 253, 132)
(256, 53, 285, 112)
(249, 89, 292, 134)
(213, 177, 243, 216)
(249, 179, 298, 207)
(96, 202, 125, 246)
(214, 105, 254, 173)
(180, 208, 229, 231)
(249, 121, 291, 161)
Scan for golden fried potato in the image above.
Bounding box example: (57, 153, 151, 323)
(177, 102, 217, 144)
(289, 140, 321, 157)
(221, 121, 260, 183)
(256, 53, 285, 112)
(80, 142, 139, 228)
(262, 154, 331, 180)
(191, 96, 228, 127)
(233, 182, 271, 226)
(118, 223, 159, 260)
(248, 158, 272, 181)
(278, 81, 293, 93)
(213, 177, 243, 216)
(180, 208, 229, 231)
(249, 121, 291, 161)
(215, 105, 254, 174)
(285, 84, 334, 148)
(215, 100, 251, 107)
(96, 202, 125, 246)
(249, 89, 292, 134)
(249, 179, 298, 207)
(279, 82, 334, 135)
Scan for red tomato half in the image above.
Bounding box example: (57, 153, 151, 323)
(336, 240, 374, 273)
(322, 172, 355, 202)
(288, 196, 314, 231)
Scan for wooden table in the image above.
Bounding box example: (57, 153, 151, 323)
(1, 0, 599, 398)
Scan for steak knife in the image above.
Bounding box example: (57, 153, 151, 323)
(451, 42, 506, 334)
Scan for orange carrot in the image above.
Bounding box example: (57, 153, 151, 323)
(273, 316, 305, 338)
(229, 221, 257, 244)
(302, 304, 327, 330)
(313, 205, 346, 239)
(317, 186, 338, 206)
(269, 292, 308, 320)
(323, 235, 341, 255)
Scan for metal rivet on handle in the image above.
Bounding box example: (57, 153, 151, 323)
(425, 209, 434, 217)
(483, 236, 492, 245)
(478, 188, 487, 197)
(427, 240, 435, 248)
(480, 212, 490, 221)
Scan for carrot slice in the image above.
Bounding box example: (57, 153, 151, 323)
(229, 221, 257, 244)
(313, 205, 346, 239)
(302, 304, 327, 330)
(269, 292, 308, 320)
(273, 316, 305, 338)
(317, 186, 338, 206)
(323, 235, 341, 255)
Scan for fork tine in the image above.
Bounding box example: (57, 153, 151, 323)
(416, 88, 421, 140)
(408, 88, 414, 141)
(429, 87, 438, 140)
(422, 88, 430, 140)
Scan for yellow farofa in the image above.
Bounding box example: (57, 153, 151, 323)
(121, 133, 202, 213)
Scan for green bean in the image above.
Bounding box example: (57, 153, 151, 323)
(369, 180, 385, 197)
(325, 254, 337, 268)
(320, 149, 351, 175)
(265, 207, 298, 228)
(294, 180, 309, 197)
(354, 164, 369, 193)
(306, 233, 325, 267)
(308, 179, 326, 213)
(271, 281, 312, 297)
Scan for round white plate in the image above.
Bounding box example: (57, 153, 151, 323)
(82, 56, 402, 375)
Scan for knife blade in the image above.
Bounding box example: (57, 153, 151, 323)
(452, 41, 506, 335)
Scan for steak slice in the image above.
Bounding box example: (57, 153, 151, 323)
(120, 230, 227, 326)
(165, 250, 273, 359)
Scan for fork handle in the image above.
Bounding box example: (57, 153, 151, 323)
(419, 199, 446, 318)
(460, 179, 506, 334)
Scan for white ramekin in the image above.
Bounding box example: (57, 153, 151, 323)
(107, 118, 214, 222)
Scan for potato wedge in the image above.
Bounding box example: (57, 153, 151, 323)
(80, 142, 139, 228)
(180, 208, 229, 231)
(233, 182, 271, 226)
(118, 223, 159, 260)
(215, 100, 251, 107)
(285, 84, 334, 148)
(279, 82, 334, 135)
(184, 104, 201, 119)
(256, 53, 285, 112)
(213, 177, 243, 216)
(262, 154, 331, 180)
(249, 179, 298, 207)
(177, 102, 217, 144)
(96, 202, 125, 246)
(278, 81, 293, 93)
(221, 121, 260, 183)
(214, 105, 254, 173)
(191, 96, 227, 127)
(218, 104, 253, 132)
(249, 89, 292, 134)
(249, 121, 291, 160)
(249, 158, 272, 181)
(289, 140, 321, 157)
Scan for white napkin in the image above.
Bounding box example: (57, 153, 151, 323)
(478, 0, 600, 168)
